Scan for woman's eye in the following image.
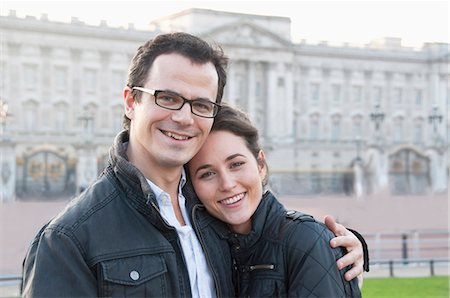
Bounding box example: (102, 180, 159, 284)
(230, 161, 245, 169)
(199, 171, 215, 179)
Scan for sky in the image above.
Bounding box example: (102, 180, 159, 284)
(1, 0, 449, 48)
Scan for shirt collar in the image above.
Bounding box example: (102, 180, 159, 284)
(146, 168, 187, 200)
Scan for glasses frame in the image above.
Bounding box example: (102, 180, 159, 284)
(132, 86, 221, 118)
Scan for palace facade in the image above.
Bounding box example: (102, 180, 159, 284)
(0, 8, 448, 200)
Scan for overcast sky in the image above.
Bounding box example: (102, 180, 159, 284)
(1, 0, 449, 47)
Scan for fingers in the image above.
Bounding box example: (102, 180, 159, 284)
(343, 264, 364, 282)
(324, 215, 348, 237)
(336, 246, 361, 269)
(330, 234, 359, 249)
(357, 274, 364, 289)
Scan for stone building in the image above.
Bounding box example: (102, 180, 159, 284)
(0, 8, 448, 200)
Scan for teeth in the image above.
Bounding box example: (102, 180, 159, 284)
(220, 193, 244, 205)
(164, 131, 189, 140)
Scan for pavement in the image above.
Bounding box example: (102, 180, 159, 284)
(0, 192, 448, 292)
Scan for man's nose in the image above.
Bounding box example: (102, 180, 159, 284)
(171, 102, 194, 125)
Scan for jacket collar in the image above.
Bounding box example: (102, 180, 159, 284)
(231, 191, 286, 248)
(107, 130, 162, 221)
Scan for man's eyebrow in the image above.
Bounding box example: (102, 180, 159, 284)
(163, 89, 212, 102)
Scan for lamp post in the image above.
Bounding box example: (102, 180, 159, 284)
(354, 135, 363, 161)
(428, 106, 443, 145)
(0, 99, 9, 138)
(370, 104, 385, 145)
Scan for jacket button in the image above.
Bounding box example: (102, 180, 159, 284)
(130, 270, 140, 281)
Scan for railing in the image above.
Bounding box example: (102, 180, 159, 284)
(369, 258, 449, 277)
(364, 231, 449, 262)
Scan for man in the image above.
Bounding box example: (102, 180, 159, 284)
(22, 32, 365, 297)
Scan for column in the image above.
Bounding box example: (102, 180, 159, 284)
(0, 141, 16, 201)
(247, 61, 256, 120)
(266, 62, 278, 138)
(76, 146, 97, 193)
(227, 62, 236, 106)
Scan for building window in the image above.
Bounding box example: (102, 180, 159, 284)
(415, 89, 423, 107)
(23, 100, 38, 132)
(332, 84, 341, 103)
(413, 121, 423, 144)
(84, 68, 97, 94)
(54, 66, 68, 91)
(310, 83, 320, 102)
(55, 103, 68, 133)
(352, 115, 363, 137)
(310, 115, 320, 140)
(293, 81, 299, 101)
(0, 61, 6, 90)
(330, 115, 341, 141)
(393, 87, 403, 105)
(112, 105, 123, 133)
(23, 64, 39, 89)
(373, 86, 383, 105)
(111, 70, 125, 95)
(352, 85, 362, 103)
(255, 81, 262, 98)
(393, 117, 404, 143)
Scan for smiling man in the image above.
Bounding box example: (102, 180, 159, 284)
(21, 32, 365, 297)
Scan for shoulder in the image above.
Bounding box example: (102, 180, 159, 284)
(282, 210, 335, 250)
(48, 172, 120, 233)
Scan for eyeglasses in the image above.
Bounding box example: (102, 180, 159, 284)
(132, 87, 221, 118)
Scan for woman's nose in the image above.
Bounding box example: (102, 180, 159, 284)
(219, 172, 237, 191)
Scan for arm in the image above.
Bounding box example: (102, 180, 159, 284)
(324, 215, 369, 288)
(22, 227, 97, 297)
(287, 221, 361, 297)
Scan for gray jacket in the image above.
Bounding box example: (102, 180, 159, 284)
(21, 130, 234, 297)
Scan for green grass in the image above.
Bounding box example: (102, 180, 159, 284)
(362, 276, 449, 298)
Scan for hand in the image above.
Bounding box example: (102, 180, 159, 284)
(324, 215, 364, 288)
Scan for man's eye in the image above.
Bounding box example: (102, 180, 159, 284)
(192, 100, 213, 112)
(158, 93, 179, 104)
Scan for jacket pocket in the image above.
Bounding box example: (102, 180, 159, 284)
(99, 254, 168, 297)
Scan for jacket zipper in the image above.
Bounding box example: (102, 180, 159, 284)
(191, 204, 222, 297)
(249, 264, 275, 271)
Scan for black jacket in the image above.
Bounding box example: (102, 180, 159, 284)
(21, 130, 234, 297)
(226, 191, 361, 297)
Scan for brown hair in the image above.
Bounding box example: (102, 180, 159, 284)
(211, 104, 268, 185)
(123, 32, 228, 129)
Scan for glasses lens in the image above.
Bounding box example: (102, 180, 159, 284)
(192, 100, 216, 117)
(155, 92, 183, 109)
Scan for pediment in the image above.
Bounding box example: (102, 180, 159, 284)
(203, 21, 291, 49)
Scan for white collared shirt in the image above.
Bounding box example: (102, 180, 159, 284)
(146, 170, 216, 298)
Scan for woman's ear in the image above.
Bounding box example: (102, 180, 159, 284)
(257, 150, 268, 181)
(123, 87, 136, 119)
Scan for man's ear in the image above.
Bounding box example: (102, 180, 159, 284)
(123, 87, 136, 119)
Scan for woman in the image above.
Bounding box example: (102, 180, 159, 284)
(187, 104, 362, 297)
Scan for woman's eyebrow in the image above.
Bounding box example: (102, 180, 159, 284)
(193, 154, 246, 175)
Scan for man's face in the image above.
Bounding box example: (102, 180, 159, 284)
(124, 53, 218, 171)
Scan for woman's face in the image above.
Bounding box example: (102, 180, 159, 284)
(188, 130, 266, 234)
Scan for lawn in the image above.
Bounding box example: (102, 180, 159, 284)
(362, 276, 449, 297)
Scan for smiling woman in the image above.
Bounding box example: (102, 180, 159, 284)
(187, 104, 362, 297)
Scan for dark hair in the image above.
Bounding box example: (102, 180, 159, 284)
(123, 32, 229, 129)
(212, 104, 269, 185)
